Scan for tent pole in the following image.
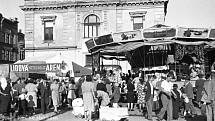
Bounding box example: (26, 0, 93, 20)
(91, 52, 94, 76)
(8, 64, 10, 79)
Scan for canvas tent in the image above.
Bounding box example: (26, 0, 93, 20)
(11, 53, 91, 77)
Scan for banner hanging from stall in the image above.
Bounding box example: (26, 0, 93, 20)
(10, 63, 62, 73)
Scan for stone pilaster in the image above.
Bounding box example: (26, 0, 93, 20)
(24, 11, 34, 48)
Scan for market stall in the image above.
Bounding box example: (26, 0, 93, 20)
(86, 24, 215, 81)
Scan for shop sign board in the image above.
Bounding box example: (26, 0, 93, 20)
(85, 38, 95, 50)
(177, 27, 209, 38)
(209, 29, 215, 39)
(10, 63, 62, 73)
(143, 28, 176, 38)
(112, 30, 142, 42)
(94, 34, 113, 45)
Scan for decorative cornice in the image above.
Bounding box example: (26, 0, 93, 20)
(129, 11, 147, 17)
(20, 0, 167, 11)
(40, 15, 57, 24)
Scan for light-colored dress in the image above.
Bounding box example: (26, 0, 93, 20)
(137, 83, 146, 104)
(51, 83, 60, 106)
(67, 83, 76, 100)
(25, 83, 38, 108)
(81, 81, 95, 112)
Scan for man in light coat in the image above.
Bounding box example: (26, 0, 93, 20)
(210, 71, 215, 121)
(201, 73, 213, 121)
(184, 76, 196, 116)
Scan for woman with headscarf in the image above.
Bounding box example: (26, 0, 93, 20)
(82, 75, 96, 121)
(0, 76, 13, 118)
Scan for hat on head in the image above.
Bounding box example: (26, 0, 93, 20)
(86, 75, 92, 82)
(173, 84, 178, 88)
(182, 75, 190, 80)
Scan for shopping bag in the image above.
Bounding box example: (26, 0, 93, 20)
(72, 98, 83, 107)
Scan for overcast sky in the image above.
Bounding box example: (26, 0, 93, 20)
(0, 0, 215, 32)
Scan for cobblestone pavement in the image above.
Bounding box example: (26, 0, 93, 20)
(16, 106, 205, 121)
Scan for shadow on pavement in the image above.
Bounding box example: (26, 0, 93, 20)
(184, 115, 206, 121)
(39, 108, 71, 121)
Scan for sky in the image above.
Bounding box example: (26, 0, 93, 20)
(0, 0, 25, 32)
(0, 0, 215, 32)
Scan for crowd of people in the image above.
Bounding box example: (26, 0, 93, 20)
(0, 69, 215, 121)
(80, 70, 215, 121)
(0, 75, 78, 119)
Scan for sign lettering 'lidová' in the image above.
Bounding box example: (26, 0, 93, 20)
(10, 63, 62, 73)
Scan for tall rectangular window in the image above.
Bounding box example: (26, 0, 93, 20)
(1, 32, 5, 43)
(44, 21, 53, 41)
(41, 16, 56, 43)
(133, 17, 143, 30)
(129, 11, 147, 30)
(85, 55, 92, 66)
(5, 50, 9, 61)
(10, 35, 14, 45)
(13, 52, 17, 61)
(5, 33, 10, 44)
(0, 50, 4, 60)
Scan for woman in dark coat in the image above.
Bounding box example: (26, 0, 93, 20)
(0, 77, 12, 118)
(195, 73, 205, 107)
(126, 78, 135, 111)
(172, 84, 181, 120)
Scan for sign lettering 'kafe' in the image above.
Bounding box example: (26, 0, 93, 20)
(10, 63, 62, 73)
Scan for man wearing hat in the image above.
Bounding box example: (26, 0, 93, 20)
(172, 84, 182, 120)
(184, 75, 196, 117)
(195, 72, 205, 107)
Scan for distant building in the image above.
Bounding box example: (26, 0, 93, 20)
(18, 30, 25, 60)
(0, 14, 20, 64)
(21, 0, 168, 70)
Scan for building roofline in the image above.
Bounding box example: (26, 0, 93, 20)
(20, 0, 168, 11)
(24, 46, 78, 50)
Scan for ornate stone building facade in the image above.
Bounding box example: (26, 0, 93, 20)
(21, 0, 168, 68)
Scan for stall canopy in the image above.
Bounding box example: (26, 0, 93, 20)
(11, 54, 92, 77)
(87, 24, 215, 69)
